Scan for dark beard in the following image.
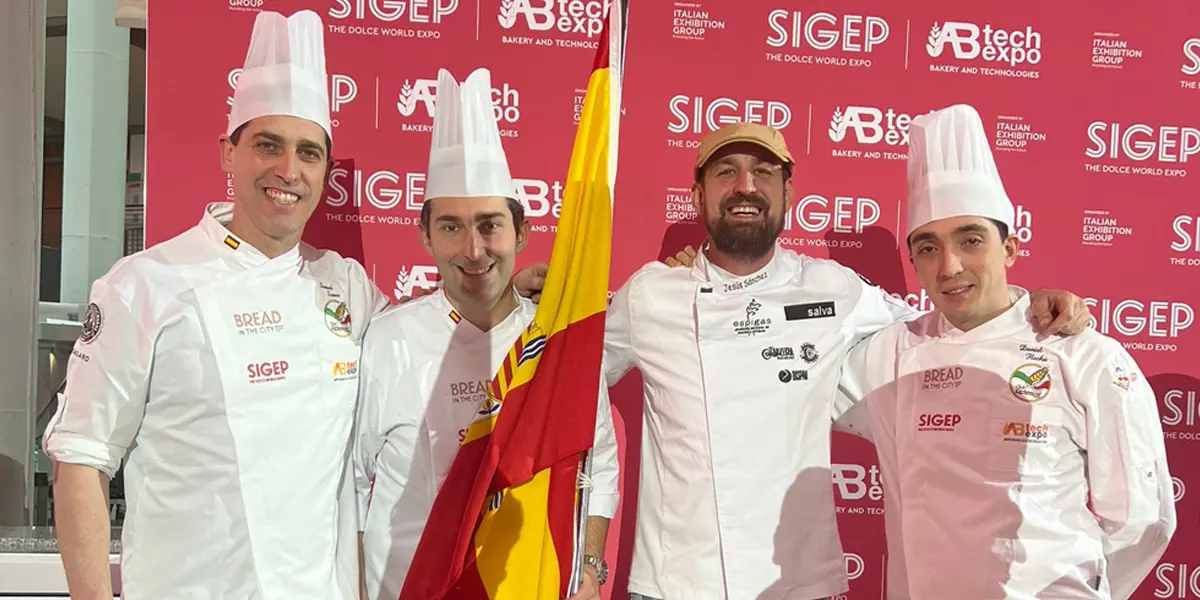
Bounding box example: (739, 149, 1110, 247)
(707, 195, 783, 262)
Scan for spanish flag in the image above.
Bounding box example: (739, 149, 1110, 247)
(398, 5, 624, 600)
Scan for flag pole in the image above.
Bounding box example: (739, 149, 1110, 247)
(567, 449, 593, 596)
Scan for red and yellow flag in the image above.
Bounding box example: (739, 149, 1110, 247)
(398, 5, 624, 600)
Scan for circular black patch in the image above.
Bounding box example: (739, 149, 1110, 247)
(80, 302, 103, 344)
(800, 342, 820, 364)
(778, 369, 792, 383)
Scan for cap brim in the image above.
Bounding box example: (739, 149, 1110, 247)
(697, 135, 793, 168)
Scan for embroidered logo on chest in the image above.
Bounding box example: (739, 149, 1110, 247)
(1000, 422, 1051, 444)
(733, 298, 772, 336)
(324, 300, 352, 337)
(1008, 363, 1052, 402)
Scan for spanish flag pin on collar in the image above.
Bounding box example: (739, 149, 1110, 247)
(223, 235, 241, 250)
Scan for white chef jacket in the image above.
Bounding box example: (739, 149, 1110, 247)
(42, 202, 390, 599)
(604, 244, 916, 600)
(353, 289, 621, 600)
(833, 287, 1176, 600)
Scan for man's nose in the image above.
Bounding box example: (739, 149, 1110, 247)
(939, 249, 964, 280)
(733, 169, 757, 195)
(462, 228, 486, 261)
(274, 152, 300, 183)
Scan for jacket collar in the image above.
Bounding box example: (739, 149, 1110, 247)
(199, 202, 302, 271)
(933, 285, 1033, 342)
(689, 242, 794, 295)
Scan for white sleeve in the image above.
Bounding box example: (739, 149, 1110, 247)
(847, 272, 920, 345)
(602, 278, 638, 385)
(42, 279, 154, 478)
(832, 334, 877, 442)
(352, 325, 389, 530)
(585, 370, 620, 519)
(1080, 345, 1175, 599)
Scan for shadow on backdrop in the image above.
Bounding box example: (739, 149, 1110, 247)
(305, 157, 367, 267)
(655, 221, 708, 265)
(825, 225, 908, 296)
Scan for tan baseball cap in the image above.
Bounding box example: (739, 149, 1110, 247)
(694, 122, 794, 173)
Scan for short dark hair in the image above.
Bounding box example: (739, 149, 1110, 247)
(229, 121, 333, 156)
(905, 217, 1011, 251)
(419, 197, 527, 236)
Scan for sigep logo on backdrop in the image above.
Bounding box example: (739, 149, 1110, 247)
(396, 75, 522, 136)
(1171, 215, 1200, 267)
(1085, 297, 1195, 354)
(226, 69, 359, 129)
(666, 94, 792, 142)
(325, 168, 566, 224)
(1153, 562, 1200, 597)
(764, 11, 890, 69)
(1182, 37, 1200, 76)
(1084, 121, 1199, 179)
(498, 0, 610, 50)
(777, 193, 881, 247)
(827, 105, 916, 161)
(326, 0, 459, 38)
(926, 20, 1043, 79)
(1162, 386, 1200, 438)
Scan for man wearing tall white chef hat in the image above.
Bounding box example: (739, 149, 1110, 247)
(41, 10, 540, 599)
(353, 67, 620, 600)
(834, 104, 1176, 599)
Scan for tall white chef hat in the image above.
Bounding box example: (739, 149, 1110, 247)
(905, 104, 1014, 239)
(227, 10, 332, 141)
(425, 68, 515, 202)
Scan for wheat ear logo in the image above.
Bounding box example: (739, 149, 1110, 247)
(394, 267, 412, 299)
(927, 22, 945, 57)
(397, 80, 418, 117)
(498, 0, 519, 28)
(829, 107, 848, 142)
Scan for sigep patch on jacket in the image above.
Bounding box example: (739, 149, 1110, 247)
(784, 301, 836, 321)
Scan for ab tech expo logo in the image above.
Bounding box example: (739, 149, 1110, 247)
(925, 20, 1043, 79)
(827, 105, 915, 161)
(332, 361, 359, 383)
(764, 10, 890, 68)
(397, 75, 522, 135)
(498, 0, 610, 49)
(395, 265, 441, 300)
(1008, 363, 1051, 402)
(1001, 422, 1050, 444)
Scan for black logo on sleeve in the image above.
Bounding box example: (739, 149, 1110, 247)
(784, 301, 836, 321)
(80, 303, 103, 344)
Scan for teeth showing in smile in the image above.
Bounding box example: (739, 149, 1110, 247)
(461, 265, 491, 276)
(944, 286, 972, 296)
(266, 188, 300, 204)
(730, 206, 761, 216)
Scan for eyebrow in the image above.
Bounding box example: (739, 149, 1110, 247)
(910, 223, 992, 246)
(435, 211, 508, 224)
(253, 130, 325, 158)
